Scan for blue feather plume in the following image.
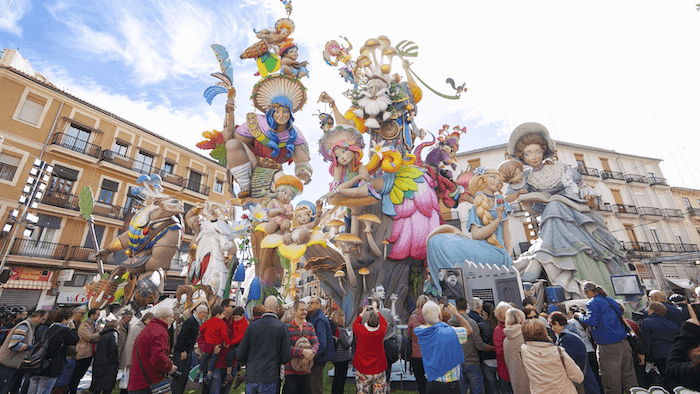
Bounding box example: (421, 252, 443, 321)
(204, 85, 228, 105)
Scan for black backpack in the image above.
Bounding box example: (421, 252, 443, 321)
(21, 327, 58, 372)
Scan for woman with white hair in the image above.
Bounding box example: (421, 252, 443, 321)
(407, 295, 430, 394)
(503, 308, 530, 394)
(493, 302, 513, 393)
(127, 307, 177, 393)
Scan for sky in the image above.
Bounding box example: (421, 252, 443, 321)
(2, 0, 700, 204)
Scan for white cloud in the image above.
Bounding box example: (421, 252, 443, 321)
(0, 0, 31, 35)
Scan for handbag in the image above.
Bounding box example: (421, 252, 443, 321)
(136, 347, 172, 394)
(556, 346, 585, 394)
(603, 298, 648, 355)
(21, 327, 59, 372)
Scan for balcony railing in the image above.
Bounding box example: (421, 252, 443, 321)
(621, 241, 653, 252)
(650, 243, 700, 253)
(614, 204, 638, 215)
(596, 203, 614, 213)
(637, 206, 663, 217)
(576, 166, 600, 177)
(67, 245, 115, 264)
(40, 190, 80, 211)
(680, 243, 700, 252)
(601, 170, 625, 181)
(157, 169, 184, 187)
(92, 200, 126, 220)
(662, 208, 683, 219)
(50, 132, 101, 159)
(625, 174, 648, 184)
(184, 179, 210, 196)
(101, 150, 137, 171)
(688, 208, 700, 217)
(649, 176, 669, 187)
(10, 239, 69, 260)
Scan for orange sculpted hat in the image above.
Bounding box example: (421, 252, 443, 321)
(275, 174, 303, 194)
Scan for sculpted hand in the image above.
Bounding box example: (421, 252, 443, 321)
(496, 205, 505, 221)
(296, 167, 312, 184)
(318, 92, 335, 107)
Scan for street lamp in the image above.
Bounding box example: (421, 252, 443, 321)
(0, 159, 53, 273)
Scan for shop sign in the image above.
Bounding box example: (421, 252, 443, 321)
(57, 269, 75, 282)
(56, 291, 87, 304)
(9, 267, 51, 282)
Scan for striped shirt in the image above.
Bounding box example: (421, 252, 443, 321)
(435, 326, 468, 382)
(9, 322, 33, 352)
(284, 320, 319, 375)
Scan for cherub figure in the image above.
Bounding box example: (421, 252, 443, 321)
(497, 159, 529, 203)
(323, 37, 353, 67)
(279, 40, 308, 78)
(283, 202, 320, 245)
(319, 125, 380, 201)
(263, 175, 303, 234)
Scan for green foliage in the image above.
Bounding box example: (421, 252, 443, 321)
(277, 250, 290, 270)
(410, 264, 423, 295)
(78, 186, 95, 220)
(210, 144, 227, 166)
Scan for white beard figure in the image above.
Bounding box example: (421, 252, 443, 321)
(357, 87, 392, 129)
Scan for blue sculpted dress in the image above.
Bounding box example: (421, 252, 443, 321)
(516, 162, 627, 297)
(427, 192, 513, 296)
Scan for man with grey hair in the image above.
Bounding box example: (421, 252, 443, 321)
(644, 289, 684, 327)
(128, 307, 177, 393)
(238, 295, 292, 394)
(172, 303, 208, 394)
(117, 310, 133, 365)
(468, 297, 484, 323)
(415, 301, 472, 394)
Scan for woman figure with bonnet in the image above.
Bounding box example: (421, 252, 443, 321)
(507, 122, 627, 297)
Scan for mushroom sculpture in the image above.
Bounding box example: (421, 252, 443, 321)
(334, 270, 346, 295)
(358, 267, 370, 294)
(358, 213, 382, 258)
(334, 233, 362, 288)
(328, 218, 345, 239)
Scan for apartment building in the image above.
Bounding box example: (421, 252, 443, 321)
(455, 140, 700, 295)
(0, 50, 228, 309)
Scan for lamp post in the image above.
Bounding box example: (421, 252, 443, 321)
(0, 159, 53, 274)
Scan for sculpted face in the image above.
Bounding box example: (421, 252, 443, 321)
(285, 47, 299, 60)
(484, 173, 503, 194)
(334, 147, 354, 167)
(278, 187, 295, 204)
(509, 169, 525, 184)
(295, 210, 311, 225)
(372, 285, 386, 301)
(272, 106, 290, 127)
(522, 143, 544, 168)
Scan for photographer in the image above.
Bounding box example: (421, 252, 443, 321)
(666, 301, 700, 390)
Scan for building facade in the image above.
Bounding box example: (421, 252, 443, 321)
(455, 140, 700, 296)
(0, 49, 228, 309)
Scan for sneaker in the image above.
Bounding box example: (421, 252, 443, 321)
(233, 373, 244, 389)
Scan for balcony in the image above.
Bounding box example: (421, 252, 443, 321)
(650, 243, 700, 253)
(622, 241, 653, 252)
(50, 132, 101, 159)
(662, 208, 684, 221)
(100, 150, 153, 175)
(649, 176, 669, 187)
(10, 239, 69, 260)
(689, 208, 700, 218)
(680, 243, 700, 252)
(625, 174, 648, 184)
(637, 206, 663, 217)
(157, 169, 184, 187)
(67, 245, 115, 264)
(40, 190, 126, 220)
(614, 204, 638, 215)
(576, 166, 600, 178)
(184, 179, 210, 196)
(596, 203, 614, 214)
(601, 170, 626, 182)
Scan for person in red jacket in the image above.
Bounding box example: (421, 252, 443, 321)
(226, 306, 249, 388)
(128, 307, 177, 394)
(353, 301, 388, 394)
(198, 305, 235, 385)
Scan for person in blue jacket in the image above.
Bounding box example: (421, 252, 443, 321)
(307, 296, 333, 394)
(574, 281, 637, 394)
(550, 311, 600, 394)
(640, 301, 680, 390)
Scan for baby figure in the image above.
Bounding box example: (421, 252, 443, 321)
(279, 41, 308, 78)
(498, 160, 529, 203)
(283, 204, 319, 245)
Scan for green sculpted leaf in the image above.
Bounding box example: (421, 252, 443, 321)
(78, 186, 95, 220)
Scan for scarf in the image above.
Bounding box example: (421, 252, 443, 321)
(414, 322, 464, 381)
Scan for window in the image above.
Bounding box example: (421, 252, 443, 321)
(611, 189, 624, 205)
(134, 151, 154, 174)
(98, 179, 119, 204)
(163, 161, 174, 174)
(65, 273, 88, 287)
(65, 124, 91, 153)
(650, 228, 661, 244)
(214, 179, 224, 193)
(574, 153, 586, 168)
(467, 158, 481, 169)
(112, 141, 128, 156)
(187, 171, 203, 192)
(17, 94, 46, 125)
(30, 214, 62, 243)
(84, 225, 105, 249)
(49, 165, 79, 194)
(0, 153, 21, 181)
(599, 158, 611, 172)
(683, 197, 691, 208)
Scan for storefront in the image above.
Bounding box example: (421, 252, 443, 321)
(0, 266, 55, 309)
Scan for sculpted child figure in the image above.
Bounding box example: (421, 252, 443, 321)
(498, 159, 529, 203)
(264, 175, 303, 234)
(279, 41, 308, 79)
(283, 204, 319, 245)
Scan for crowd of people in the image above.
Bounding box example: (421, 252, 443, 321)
(2, 279, 700, 394)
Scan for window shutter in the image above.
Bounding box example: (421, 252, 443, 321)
(0, 153, 21, 166)
(101, 179, 119, 192)
(18, 98, 44, 124)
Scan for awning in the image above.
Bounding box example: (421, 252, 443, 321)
(667, 278, 695, 289)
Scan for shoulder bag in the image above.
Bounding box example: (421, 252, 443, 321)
(556, 346, 585, 394)
(603, 298, 647, 355)
(136, 347, 172, 394)
(21, 326, 60, 372)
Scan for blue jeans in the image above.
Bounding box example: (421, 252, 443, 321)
(480, 361, 499, 394)
(0, 364, 17, 394)
(246, 382, 277, 394)
(27, 376, 58, 394)
(460, 363, 484, 394)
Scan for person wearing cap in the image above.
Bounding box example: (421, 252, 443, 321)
(222, 74, 311, 199)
